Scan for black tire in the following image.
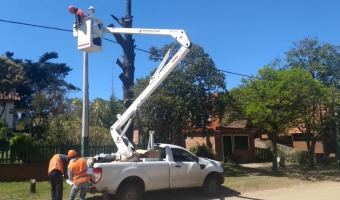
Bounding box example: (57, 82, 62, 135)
(202, 174, 221, 197)
(115, 182, 142, 200)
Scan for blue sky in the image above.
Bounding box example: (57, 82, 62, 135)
(1, 1, 340, 100)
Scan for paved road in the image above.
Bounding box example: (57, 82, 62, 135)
(226, 181, 340, 200)
(142, 181, 340, 200)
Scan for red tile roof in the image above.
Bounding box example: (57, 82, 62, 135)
(0, 92, 21, 101)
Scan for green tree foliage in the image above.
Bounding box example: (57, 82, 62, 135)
(135, 43, 226, 145)
(284, 37, 339, 164)
(285, 37, 340, 86)
(43, 96, 120, 146)
(0, 56, 24, 117)
(100, 96, 124, 129)
(5, 52, 80, 112)
(0, 56, 24, 92)
(90, 96, 124, 129)
(0, 119, 12, 151)
(230, 67, 327, 170)
(4, 52, 80, 142)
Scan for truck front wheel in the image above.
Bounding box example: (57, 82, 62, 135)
(202, 174, 221, 197)
(116, 182, 142, 200)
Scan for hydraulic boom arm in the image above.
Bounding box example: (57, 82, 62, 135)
(105, 27, 191, 158)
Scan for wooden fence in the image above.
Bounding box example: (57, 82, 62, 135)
(0, 144, 117, 164)
(255, 147, 272, 162)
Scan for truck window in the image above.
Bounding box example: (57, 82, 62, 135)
(155, 147, 166, 160)
(171, 148, 195, 162)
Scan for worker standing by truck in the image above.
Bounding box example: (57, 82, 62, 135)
(48, 153, 69, 200)
(67, 149, 90, 200)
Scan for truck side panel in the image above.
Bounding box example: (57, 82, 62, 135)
(93, 161, 170, 194)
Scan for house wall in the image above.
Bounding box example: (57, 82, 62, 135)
(184, 133, 223, 160)
(184, 130, 256, 163)
(219, 130, 256, 163)
(293, 141, 324, 153)
(0, 102, 14, 129)
(133, 127, 255, 163)
(185, 133, 216, 150)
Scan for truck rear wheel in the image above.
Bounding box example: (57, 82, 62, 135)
(116, 182, 142, 200)
(202, 174, 221, 197)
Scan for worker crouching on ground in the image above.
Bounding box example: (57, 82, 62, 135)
(67, 149, 90, 200)
(48, 153, 69, 200)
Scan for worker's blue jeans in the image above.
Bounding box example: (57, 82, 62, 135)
(49, 170, 63, 200)
(68, 181, 90, 200)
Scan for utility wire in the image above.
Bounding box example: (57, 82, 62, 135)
(0, 19, 71, 32)
(217, 69, 252, 78)
(0, 18, 251, 77)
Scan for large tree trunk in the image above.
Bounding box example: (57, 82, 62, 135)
(272, 137, 278, 172)
(309, 140, 316, 167)
(110, 0, 135, 141)
(268, 133, 278, 172)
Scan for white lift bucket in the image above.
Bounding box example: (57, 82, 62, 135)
(77, 17, 103, 53)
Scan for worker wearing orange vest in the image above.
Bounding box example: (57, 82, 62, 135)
(67, 149, 90, 200)
(48, 153, 69, 200)
(68, 5, 86, 29)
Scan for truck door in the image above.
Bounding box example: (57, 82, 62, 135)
(169, 148, 201, 188)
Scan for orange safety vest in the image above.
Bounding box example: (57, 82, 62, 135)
(76, 9, 86, 19)
(68, 158, 90, 185)
(48, 154, 64, 175)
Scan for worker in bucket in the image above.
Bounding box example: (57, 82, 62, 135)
(67, 149, 90, 200)
(48, 153, 69, 200)
(68, 5, 86, 28)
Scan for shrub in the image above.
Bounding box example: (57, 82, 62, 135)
(189, 143, 216, 160)
(0, 120, 13, 151)
(9, 134, 33, 163)
(0, 127, 12, 151)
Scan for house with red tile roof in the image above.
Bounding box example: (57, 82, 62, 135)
(0, 91, 21, 130)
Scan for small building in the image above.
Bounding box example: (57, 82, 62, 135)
(133, 117, 257, 163)
(0, 91, 21, 130)
(184, 117, 256, 163)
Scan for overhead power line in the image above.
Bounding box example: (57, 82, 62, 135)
(217, 69, 252, 78)
(0, 19, 71, 32)
(0, 18, 251, 77)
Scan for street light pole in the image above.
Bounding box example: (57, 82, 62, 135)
(81, 51, 89, 157)
(72, 6, 102, 157)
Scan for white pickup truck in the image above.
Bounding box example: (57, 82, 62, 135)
(89, 143, 225, 200)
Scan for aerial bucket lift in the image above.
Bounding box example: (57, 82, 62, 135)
(73, 6, 191, 160)
(76, 7, 103, 53)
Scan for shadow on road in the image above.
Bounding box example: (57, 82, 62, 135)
(86, 186, 255, 200)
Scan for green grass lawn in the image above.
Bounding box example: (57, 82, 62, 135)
(0, 181, 103, 200)
(1, 163, 339, 200)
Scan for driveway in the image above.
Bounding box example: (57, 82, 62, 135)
(143, 181, 340, 200)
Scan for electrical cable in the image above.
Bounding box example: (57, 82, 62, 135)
(0, 18, 251, 78)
